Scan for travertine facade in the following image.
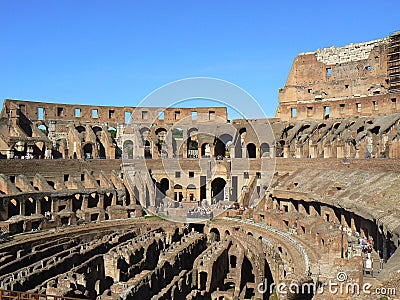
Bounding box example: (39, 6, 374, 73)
(276, 31, 400, 121)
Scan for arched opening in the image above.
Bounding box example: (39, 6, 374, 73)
(88, 194, 99, 208)
(260, 143, 270, 157)
(8, 199, 20, 218)
(144, 140, 152, 159)
(210, 228, 220, 242)
(282, 125, 294, 139)
(155, 128, 167, 156)
(201, 143, 211, 157)
(92, 126, 102, 136)
(211, 177, 226, 202)
(159, 178, 169, 196)
(218, 133, 233, 158)
(187, 128, 199, 158)
(123, 140, 134, 159)
(370, 126, 380, 135)
(92, 126, 106, 158)
(52, 139, 64, 159)
(38, 124, 48, 136)
(83, 143, 93, 159)
(72, 194, 82, 212)
(76, 126, 85, 133)
(104, 193, 113, 209)
(108, 127, 117, 139)
(230, 255, 237, 268)
(187, 184, 196, 201)
(214, 138, 225, 158)
(246, 143, 256, 158)
(173, 184, 183, 202)
(25, 198, 36, 216)
(241, 255, 255, 298)
(41, 198, 51, 215)
(263, 259, 275, 298)
(199, 272, 207, 290)
(234, 128, 247, 158)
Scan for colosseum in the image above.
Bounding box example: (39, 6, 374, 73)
(0, 32, 400, 300)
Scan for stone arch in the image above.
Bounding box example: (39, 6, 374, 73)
(246, 143, 257, 158)
(37, 124, 48, 136)
(8, 199, 20, 218)
(108, 126, 117, 139)
(76, 125, 85, 133)
(83, 143, 94, 159)
(92, 126, 102, 136)
(187, 184, 196, 201)
(211, 177, 226, 202)
(123, 140, 134, 159)
(201, 143, 211, 157)
(209, 227, 221, 242)
(173, 184, 183, 202)
(214, 133, 233, 158)
(187, 128, 199, 158)
(24, 198, 36, 216)
(155, 127, 167, 155)
(260, 143, 270, 157)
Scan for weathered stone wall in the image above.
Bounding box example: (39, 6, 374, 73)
(276, 34, 400, 121)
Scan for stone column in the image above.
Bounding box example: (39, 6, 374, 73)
(20, 200, 25, 216)
(82, 195, 89, 210)
(98, 194, 104, 209)
(36, 199, 41, 215)
(50, 198, 56, 213)
(111, 192, 117, 206)
(6, 148, 14, 159)
(283, 146, 289, 158)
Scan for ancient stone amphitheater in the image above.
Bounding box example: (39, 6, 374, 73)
(1, 32, 400, 300)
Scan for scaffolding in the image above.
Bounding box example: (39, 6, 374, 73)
(388, 31, 400, 93)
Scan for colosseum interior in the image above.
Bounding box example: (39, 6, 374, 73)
(1, 32, 400, 300)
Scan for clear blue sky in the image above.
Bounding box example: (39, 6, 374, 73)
(0, 0, 399, 117)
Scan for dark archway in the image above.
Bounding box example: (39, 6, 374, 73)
(83, 143, 93, 159)
(41, 198, 51, 215)
(214, 138, 225, 158)
(210, 228, 221, 242)
(247, 143, 256, 158)
(211, 177, 226, 202)
(25, 198, 36, 216)
(76, 125, 86, 133)
(201, 143, 211, 157)
(187, 184, 196, 201)
(159, 178, 169, 196)
(144, 140, 152, 159)
(8, 199, 20, 218)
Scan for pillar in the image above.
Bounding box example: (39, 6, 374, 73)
(98, 194, 104, 209)
(36, 199, 41, 215)
(82, 195, 89, 210)
(20, 201, 25, 216)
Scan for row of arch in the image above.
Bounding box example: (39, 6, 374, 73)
(154, 177, 227, 202)
(122, 139, 271, 159)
